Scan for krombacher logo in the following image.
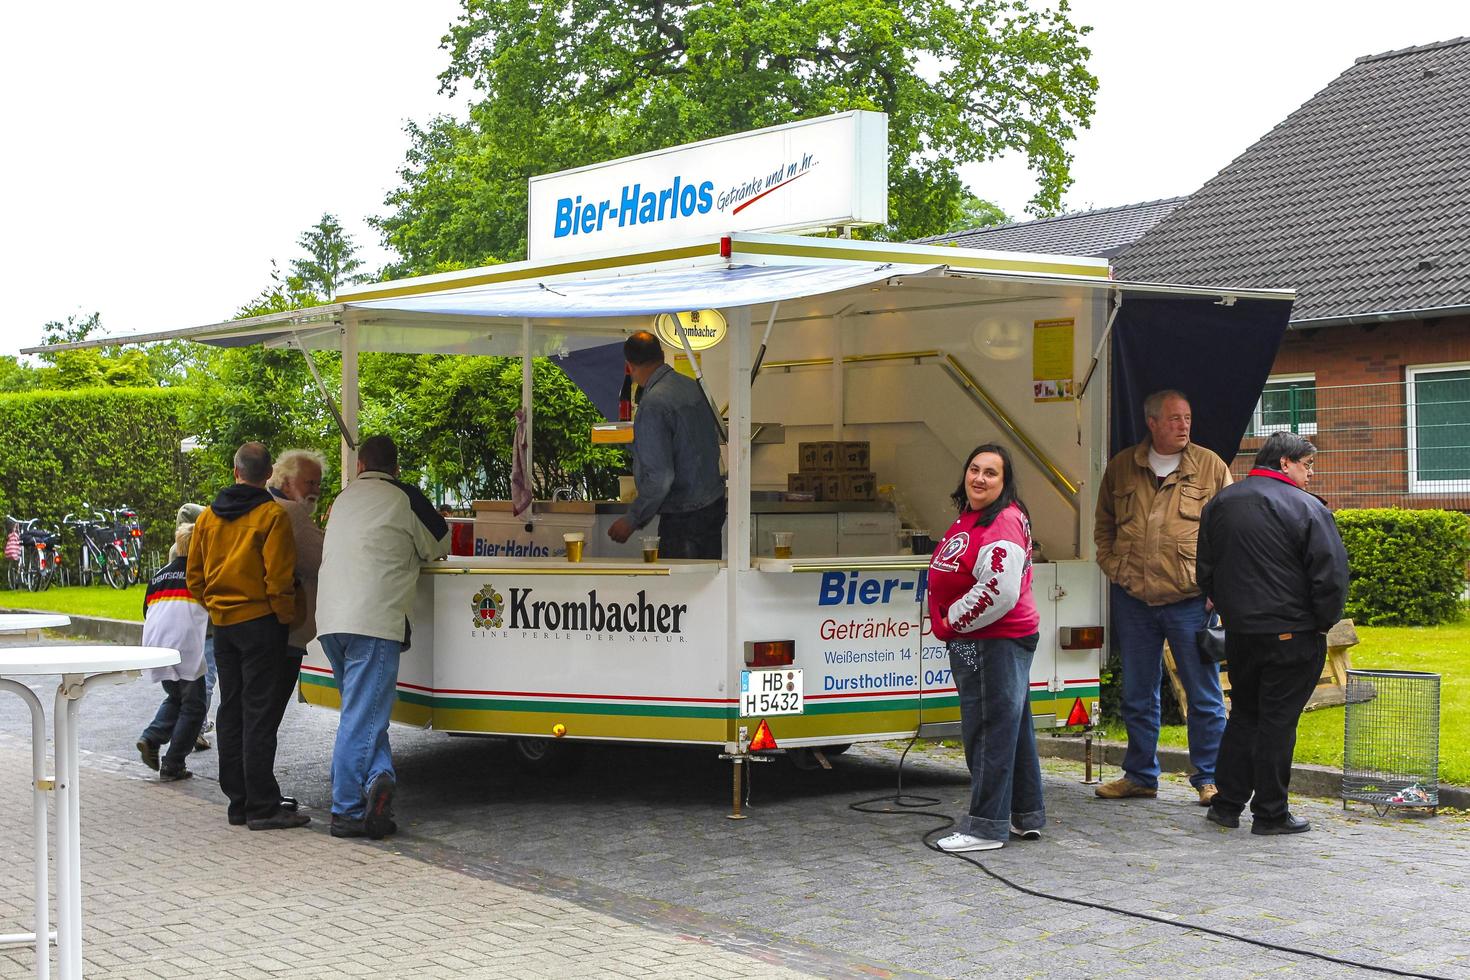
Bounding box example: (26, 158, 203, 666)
(482, 586, 689, 635)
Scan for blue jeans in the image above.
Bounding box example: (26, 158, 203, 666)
(140, 677, 207, 771)
(321, 633, 402, 821)
(1111, 586, 1225, 789)
(948, 634, 1045, 841)
(202, 634, 217, 713)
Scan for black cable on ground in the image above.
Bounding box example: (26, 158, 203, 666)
(849, 737, 1453, 980)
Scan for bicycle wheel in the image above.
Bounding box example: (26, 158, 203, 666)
(126, 542, 143, 584)
(34, 551, 52, 592)
(21, 551, 40, 592)
(102, 551, 128, 590)
(5, 559, 18, 591)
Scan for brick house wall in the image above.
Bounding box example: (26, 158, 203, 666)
(1230, 314, 1470, 510)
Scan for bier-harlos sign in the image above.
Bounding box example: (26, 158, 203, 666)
(470, 582, 689, 643)
(526, 110, 888, 260)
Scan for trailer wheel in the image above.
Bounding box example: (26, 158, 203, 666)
(509, 737, 584, 775)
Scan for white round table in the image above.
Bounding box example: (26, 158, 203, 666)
(0, 614, 71, 635)
(0, 646, 178, 980)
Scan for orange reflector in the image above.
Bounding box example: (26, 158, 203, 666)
(745, 640, 795, 668)
(748, 718, 779, 752)
(1065, 697, 1091, 727)
(1059, 626, 1104, 650)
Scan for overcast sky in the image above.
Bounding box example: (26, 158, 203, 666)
(2, 1, 1466, 356)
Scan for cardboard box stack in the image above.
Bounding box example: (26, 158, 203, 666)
(788, 441, 875, 501)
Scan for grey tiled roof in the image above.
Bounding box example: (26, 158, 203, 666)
(1114, 37, 1470, 322)
(915, 197, 1187, 258)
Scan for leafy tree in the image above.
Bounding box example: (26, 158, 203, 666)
(0, 357, 36, 393)
(384, 355, 623, 502)
(289, 213, 367, 300)
(947, 193, 1009, 234)
(27, 313, 166, 390)
(377, 0, 1096, 270)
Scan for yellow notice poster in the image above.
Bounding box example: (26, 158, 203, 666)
(1032, 318, 1075, 402)
(672, 351, 701, 379)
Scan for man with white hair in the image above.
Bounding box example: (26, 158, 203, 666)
(266, 449, 326, 704)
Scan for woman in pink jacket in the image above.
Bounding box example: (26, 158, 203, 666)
(926, 443, 1044, 852)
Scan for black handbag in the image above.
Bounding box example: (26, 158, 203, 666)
(1196, 612, 1227, 664)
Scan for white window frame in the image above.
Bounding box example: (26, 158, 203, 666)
(1253, 373, 1317, 436)
(1407, 361, 1470, 494)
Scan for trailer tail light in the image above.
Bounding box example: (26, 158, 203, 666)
(1059, 626, 1104, 650)
(744, 640, 795, 668)
(1065, 698, 1092, 727)
(748, 718, 779, 751)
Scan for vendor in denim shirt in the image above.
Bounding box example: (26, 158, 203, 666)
(607, 331, 725, 559)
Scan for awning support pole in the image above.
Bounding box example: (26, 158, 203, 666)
(1076, 288, 1122, 400)
(521, 318, 534, 499)
(672, 318, 729, 443)
(339, 324, 360, 487)
(291, 331, 357, 453)
(749, 303, 779, 384)
(727, 306, 752, 639)
(832, 313, 845, 440)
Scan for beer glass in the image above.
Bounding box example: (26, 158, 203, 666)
(642, 535, 660, 563)
(772, 531, 794, 559)
(563, 531, 585, 562)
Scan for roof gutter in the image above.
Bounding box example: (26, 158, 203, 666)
(1289, 304, 1470, 329)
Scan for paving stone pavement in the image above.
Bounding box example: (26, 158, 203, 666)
(0, 641, 1467, 979)
(0, 742, 839, 979)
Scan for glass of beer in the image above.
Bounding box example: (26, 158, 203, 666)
(563, 531, 585, 562)
(641, 535, 660, 563)
(772, 530, 794, 559)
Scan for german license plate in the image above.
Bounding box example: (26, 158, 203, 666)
(739, 668, 804, 717)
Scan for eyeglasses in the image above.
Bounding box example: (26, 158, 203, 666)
(1294, 457, 1316, 470)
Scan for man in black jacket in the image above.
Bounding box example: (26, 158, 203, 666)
(1196, 432, 1349, 835)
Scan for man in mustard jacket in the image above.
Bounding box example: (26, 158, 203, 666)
(1094, 390, 1232, 805)
(187, 442, 303, 830)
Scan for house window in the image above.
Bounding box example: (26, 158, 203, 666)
(1253, 374, 1317, 435)
(1408, 364, 1470, 493)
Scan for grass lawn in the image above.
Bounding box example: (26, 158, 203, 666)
(0, 583, 145, 622)
(1108, 616, 1470, 787)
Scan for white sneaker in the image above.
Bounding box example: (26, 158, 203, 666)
(1010, 825, 1041, 841)
(937, 832, 1004, 853)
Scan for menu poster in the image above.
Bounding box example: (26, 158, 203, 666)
(1033, 318, 1075, 402)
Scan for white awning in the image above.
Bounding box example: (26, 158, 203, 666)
(24, 261, 943, 356)
(356, 261, 943, 320)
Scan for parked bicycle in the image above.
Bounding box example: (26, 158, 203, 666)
(106, 505, 146, 583)
(62, 510, 133, 590)
(4, 515, 61, 592)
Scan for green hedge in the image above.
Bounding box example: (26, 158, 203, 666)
(1335, 508, 1470, 626)
(0, 388, 211, 555)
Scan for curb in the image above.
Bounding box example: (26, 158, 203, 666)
(1037, 734, 1469, 810)
(1, 608, 143, 645)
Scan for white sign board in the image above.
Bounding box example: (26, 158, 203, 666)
(527, 110, 888, 260)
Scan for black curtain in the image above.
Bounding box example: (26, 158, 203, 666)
(1109, 294, 1294, 459)
(550, 342, 626, 421)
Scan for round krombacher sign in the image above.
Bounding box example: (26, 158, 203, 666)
(653, 309, 727, 351)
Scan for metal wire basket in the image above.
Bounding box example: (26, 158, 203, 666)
(1342, 669, 1440, 815)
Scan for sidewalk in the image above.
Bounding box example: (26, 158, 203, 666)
(0, 744, 809, 979)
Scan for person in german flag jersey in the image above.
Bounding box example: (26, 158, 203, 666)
(926, 443, 1044, 852)
(136, 524, 210, 781)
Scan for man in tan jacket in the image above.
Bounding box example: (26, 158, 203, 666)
(188, 442, 304, 830)
(1094, 390, 1231, 806)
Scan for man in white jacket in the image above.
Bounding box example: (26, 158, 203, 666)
(316, 436, 449, 839)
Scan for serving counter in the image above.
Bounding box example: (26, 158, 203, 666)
(470, 498, 899, 559)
